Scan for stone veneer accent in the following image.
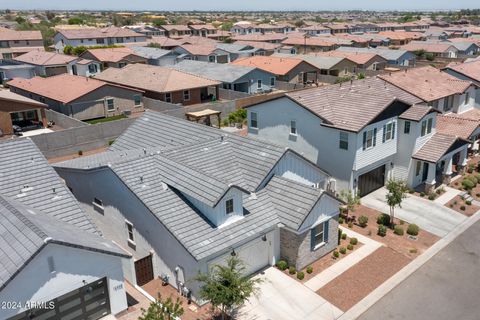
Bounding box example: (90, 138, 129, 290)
(280, 216, 339, 270)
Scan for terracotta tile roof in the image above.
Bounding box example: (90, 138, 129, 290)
(445, 60, 480, 82)
(82, 47, 138, 63)
(282, 36, 339, 48)
(13, 50, 77, 66)
(0, 89, 46, 107)
(75, 58, 95, 65)
(436, 115, 479, 140)
(188, 24, 217, 31)
(178, 35, 218, 45)
(7, 74, 131, 104)
(413, 133, 467, 163)
(399, 104, 437, 121)
(0, 30, 42, 41)
(146, 36, 183, 47)
(447, 108, 480, 121)
(233, 40, 281, 50)
(283, 77, 421, 132)
(160, 24, 192, 32)
(315, 51, 385, 65)
(401, 41, 457, 53)
(177, 44, 217, 56)
(232, 33, 288, 42)
(377, 31, 424, 41)
(57, 26, 143, 39)
(378, 66, 472, 102)
(0, 46, 44, 54)
(95, 63, 220, 93)
(231, 55, 304, 76)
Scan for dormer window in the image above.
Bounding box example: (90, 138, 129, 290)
(226, 199, 234, 214)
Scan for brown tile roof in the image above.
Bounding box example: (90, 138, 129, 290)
(315, 51, 385, 65)
(0, 46, 44, 54)
(0, 89, 46, 107)
(81, 47, 139, 63)
(378, 66, 472, 102)
(160, 25, 192, 32)
(146, 36, 183, 47)
(413, 133, 467, 163)
(445, 60, 480, 82)
(177, 44, 217, 56)
(232, 33, 288, 42)
(58, 26, 143, 39)
(188, 24, 218, 31)
(231, 56, 304, 76)
(0, 30, 42, 41)
(399, 104, 437, 121)
(281, 36, 338, 48)
(436, 115, 479, 140)
(94, 63, 220, 93)
(447, 108, 480, 121)
(283, 77, 421, 132)
(377, 31, 424, 41)
(8, 74, 141, 104)
(178, 36, 219, 45)
(13, 50, 77, 66)
(401, 41, 456, 53)
(233, 40, 281, 50)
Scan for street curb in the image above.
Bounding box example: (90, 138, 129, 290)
(337, 210, 480, 320)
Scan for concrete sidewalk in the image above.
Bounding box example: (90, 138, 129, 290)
(362, 187, 467, 237)
(433, 186, 461, 205)
(304, 227, 383, 291)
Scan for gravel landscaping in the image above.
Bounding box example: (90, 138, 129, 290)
(445, 194, 480, 216)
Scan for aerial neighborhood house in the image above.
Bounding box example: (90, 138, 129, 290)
(8, 74, 144, 120)
(232, 40, 287, 55)
(124, 24, 166, 37)
(281, 36, 339, 53)
(53, 110, 342, 301)
(400, 41, 458, 58)
(245, 76, 470, 195)
(53, 26, 147, 52)
(0, 138, 130, 320)
(188, 24, 218, 37)
(138, 36, 184, 50)
(129, 46, 179, 66)
(159, 24, 192, 38)
(95, 63, 221, 105)
(232, 55, 321, 84)
(215, 42, 267, 60)
(232, 33, 288, 44)
(171, 60, 276, 93)
(377, 31, 424, 46)
(378, 66, 477, 114)
(436, 115, 480, 155)
(12, 50, 101, 77)
(80, 47, 147, 69)
(0, 30, 44, 59)
(443, 60, 480, 107)
(316, 50, 388, 72)
(442, 40, 480, 56)
(173, 44, 231, 63)
(335, 46, 416, 66)
(0, 89, 47, 135)
(298, 25, 332, 36)
(0, 60, 36, 82)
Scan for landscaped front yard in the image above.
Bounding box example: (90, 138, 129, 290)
(445, 194, 480, 216)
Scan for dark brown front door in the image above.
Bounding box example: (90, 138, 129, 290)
(135, 254, 154, 286)
(358, 165, 386, 197)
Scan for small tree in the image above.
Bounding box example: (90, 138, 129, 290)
(385, 179, 408, 227)
(139, 294, 184, 320)
(195, 256, 262, 320)
(339, 189, 361, 221)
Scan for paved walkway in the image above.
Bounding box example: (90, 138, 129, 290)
(236, 267, 343, 320)
(304, 227, 383, 291)
(433, 186, 461, 205)
(362, 187, 467, 237)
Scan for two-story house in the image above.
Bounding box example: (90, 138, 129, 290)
(0, 30, 44, 59)
(53, 110, 343, 302)
(246, 77, 469, 195)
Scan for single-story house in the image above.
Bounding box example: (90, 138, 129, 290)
(316, 50, 388, 71)
(129, 46, 179, 66)
(335, 46, 416, 66)
(173, 44, 231, 63)
(95, 63, 221, 105)
(80, 47, 147, 69)
(401, 41, 459, 58)
(8, 74, 144, 120)
(0, 61, 36, 82)
(281, 36, 339, 53)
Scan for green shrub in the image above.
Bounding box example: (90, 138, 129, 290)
(358, 215, 368, 228)
(339, 247, 347, 254)
(462, 179, 475, 190)
(338, 217, 344, 224)
(408, 188, 415, 194)
(475, 173, 480, 181)
(341, 233, 347, 240)
(338, 229, 342, 245)
(407, 224, 419, 236)
(428, 193, 436, 201)
(333, 250, 339, 258)
(467, 175, 478, 185)
(378, 225, 387, 237)
(276, 260, 288, 270)
(460, 205, 466, 211)
(350, 237, 358, 245)
(377, 213, 390, 226)
(399, 220, 405, 225)
(394, 225, 404, 235)
(296, 271, 305, 280)
(435, 188, 442, 195)
(306, 266, 313, 274)
(288, 266, 296, 275)
(466, 200, 472, 206)
(348, 222, 353, 228)
(409, 248, 418, 254)
(419, 192, 425, 197)
(347, 244, 354, 250)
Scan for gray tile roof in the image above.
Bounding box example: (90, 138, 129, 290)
(129, 46, 175, 59)
(336, 46, 412, 61)
(170, 60, 270, 83)
(273, 52, 345, 70)
(285, 77, 422, 132)
(412, 133, 467, 163)
(0, 194, 129, 290)
(0, 138, 98, 233)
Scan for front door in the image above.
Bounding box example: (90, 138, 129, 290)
(135, 254, 154, 286)
(422, 162, 429, 182)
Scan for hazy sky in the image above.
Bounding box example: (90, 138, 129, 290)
(2, 0, 479, 11)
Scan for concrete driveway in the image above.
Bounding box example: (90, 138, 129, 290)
(236, 267, 343, 320)
(362, 187, 467, 237)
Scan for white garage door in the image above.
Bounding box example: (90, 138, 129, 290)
(209, 237, 270, 276)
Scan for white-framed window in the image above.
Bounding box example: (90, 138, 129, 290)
(415, 161, 422, 176)
(257, 79, 262, 89)
(421, 118, 433, 136)
(311, 220, 329, 250)
(226, 199, 234, 214)
(165, 92, 172, 103)
(105, 98, 115, 111)
(183, 90, 190, 101)
(93, 197, 103, 207)
(270, 77, 275, 87)
(444, 95, 454, 112)
(134, 94, 142, 107)
(290, 120, 297, 135)
(382, 121, 395, 142)
(88, 64, 98, 74)
(362, 128, 377, 150)
(126, 221, 135, 243)
(250, 112, 258, 128)
(339, 131, 348, 150)
(93, 197, 104, 214)
(404, 121, 411, 134)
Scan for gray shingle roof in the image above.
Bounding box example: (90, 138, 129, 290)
(0, 138, 98, 233)
(285, 77, 422, 132)
(412, 133, 468, 163)
(0, 194, 129, 290)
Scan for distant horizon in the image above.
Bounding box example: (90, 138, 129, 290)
(2, 0, 480, 12)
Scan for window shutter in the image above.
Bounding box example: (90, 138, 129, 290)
(373, 128, 377, 146)
(382, 124, 386, 143)
(310, 228, 316, 251)
(324, 220, 329, 243)
(362, 131, 367, 150)
(392, 122, 396, 139)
